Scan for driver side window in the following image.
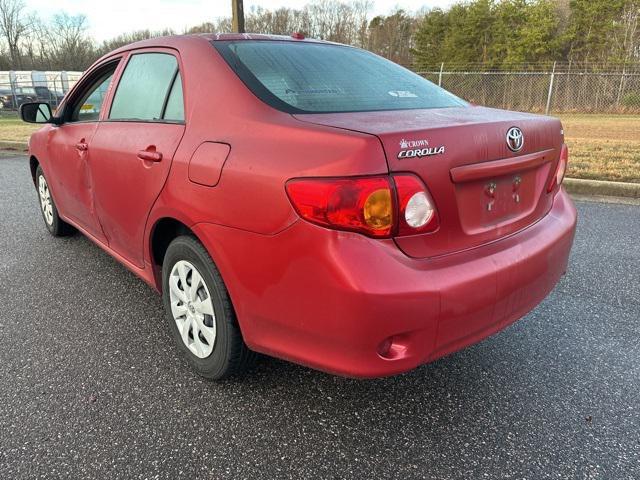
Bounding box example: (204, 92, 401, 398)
(68, 64, 117, 123)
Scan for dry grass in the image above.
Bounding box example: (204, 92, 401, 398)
(0, 115, 37, 150)
(1, 112, 639, 183)
(559, 114, 640, 183)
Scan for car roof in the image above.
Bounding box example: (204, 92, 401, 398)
(204, 33, 333, 43)
(105, 33, 336, 57)
(91, 33, 344, 74)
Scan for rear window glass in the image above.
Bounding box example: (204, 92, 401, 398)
(213, 41, 467, 114)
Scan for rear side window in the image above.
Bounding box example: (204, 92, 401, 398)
(214, 41, 467, 114)
(109, 53, 183, 121)
(163, 72, 184, 121)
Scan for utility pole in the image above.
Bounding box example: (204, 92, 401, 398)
(232, 0, 245, 34)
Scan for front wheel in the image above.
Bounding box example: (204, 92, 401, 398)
(162, 235, 254, 380)
(35, 165, 75, 236)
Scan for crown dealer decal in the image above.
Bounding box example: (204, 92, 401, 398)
(397, 138, 445, 159)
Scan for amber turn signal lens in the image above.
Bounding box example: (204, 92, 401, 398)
(363, 188, 393, 230)
(285, 176, 394, 238)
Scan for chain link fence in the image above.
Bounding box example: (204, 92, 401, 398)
(1, 65, 639, 115)
(418, 63, 640, 114)
(0, 71, 82, 111)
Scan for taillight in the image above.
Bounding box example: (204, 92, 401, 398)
(285, 176, 394, 237)
(285, 174, 438, 238)
(393, 174, 439, 235)
(548, 143, 568, 193)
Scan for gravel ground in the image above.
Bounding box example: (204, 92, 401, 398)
(0, 155, 638, 479)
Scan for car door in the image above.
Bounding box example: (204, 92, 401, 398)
(89, 50, 186, 268)
(45, 60, 121, 243)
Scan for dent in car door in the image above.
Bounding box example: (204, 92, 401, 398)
(45, 66, 119, 243)
(88, 51, 186, 268)
(46, 123, 102, 238)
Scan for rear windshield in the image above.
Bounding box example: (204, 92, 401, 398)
(213, 40, 467, 114)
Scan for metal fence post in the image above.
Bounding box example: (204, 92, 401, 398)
(438, 62, 444, 87)
(545, 61, 556, 115)
(9, 71, 17, 113)
(616, 65, 627, 107)
(60, 71, 69, 93)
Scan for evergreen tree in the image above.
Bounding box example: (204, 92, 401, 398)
(564, 0, 627, 63)
(412, 8, 449, 69)
(412, 0, 639, 69)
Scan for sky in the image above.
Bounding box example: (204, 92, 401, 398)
(23, 0, 457, 42)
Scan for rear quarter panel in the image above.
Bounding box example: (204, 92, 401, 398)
(146, 39, 389, 261)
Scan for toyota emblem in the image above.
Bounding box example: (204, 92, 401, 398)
(506, 127, 524, 152)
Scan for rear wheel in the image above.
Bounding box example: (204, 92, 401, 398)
(162, 235, 254, 380)
(35, 165, 75, 236)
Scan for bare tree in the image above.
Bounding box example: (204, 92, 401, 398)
(97, 28, 174, 57)
(43, 13, 94, 70)
(0, 0, 635, 74)
(368, 9, 417, 66)
(245, 7, 303, 35)
(19, 12, 42, 69)
(187, 22, 216, 34)
(0, 0, 28, 68)
(242, 1, 371, 46)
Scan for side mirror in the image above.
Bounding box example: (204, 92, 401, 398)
(19, 102, 53, 124)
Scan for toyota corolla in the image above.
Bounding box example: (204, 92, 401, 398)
(21, 34, 577, 379)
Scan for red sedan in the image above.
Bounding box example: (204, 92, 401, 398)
(20, 34, 576, 379)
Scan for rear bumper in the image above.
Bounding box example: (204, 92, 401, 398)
(194, 189, 577, 378)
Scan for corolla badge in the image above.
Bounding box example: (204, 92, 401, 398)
(398, 138, 446, 159)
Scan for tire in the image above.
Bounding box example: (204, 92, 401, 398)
(35, 165, 75, 236)
(162, 235, 255, 380)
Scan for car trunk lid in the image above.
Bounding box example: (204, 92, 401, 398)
(294, 106, 564, 258)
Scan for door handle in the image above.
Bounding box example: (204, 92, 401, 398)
(137, 149, 163, 162)
(75, 142, 88, 151)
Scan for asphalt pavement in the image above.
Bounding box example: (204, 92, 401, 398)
(0, 155, 638, 479)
